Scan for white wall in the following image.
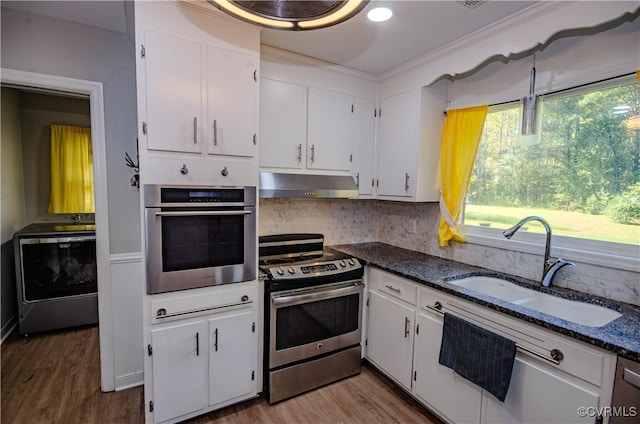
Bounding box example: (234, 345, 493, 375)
(0, 88, 25, 340)
(1, 7, 143, 389)
(447, 17, 640, 110)
(1, 7, 140, 254)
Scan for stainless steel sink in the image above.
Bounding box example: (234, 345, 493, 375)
(448, 276, 621, 327)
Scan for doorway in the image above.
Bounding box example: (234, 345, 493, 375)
(1, 68, 114, 392)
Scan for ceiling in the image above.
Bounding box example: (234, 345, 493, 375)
(1, 0, 541, 75)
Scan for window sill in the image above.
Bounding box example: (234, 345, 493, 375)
(461, 225, 640, 273)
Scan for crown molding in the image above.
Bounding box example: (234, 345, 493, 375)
(381, 1, 639, 84)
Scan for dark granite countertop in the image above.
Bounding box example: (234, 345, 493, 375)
(331, 242, 640, 362)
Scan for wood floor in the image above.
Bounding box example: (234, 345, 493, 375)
(1, 325, 443, 424)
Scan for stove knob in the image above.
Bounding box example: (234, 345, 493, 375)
(348, 258, 356, 266)
(339, 259, 347, 267)
(288, 266, 296, 275)
(276, 266, 285, 276)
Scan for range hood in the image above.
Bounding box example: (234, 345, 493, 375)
(259, 172, 359, 199)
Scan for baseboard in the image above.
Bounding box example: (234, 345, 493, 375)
(1, 316, 17, 344)
(115, 371, 144, 391)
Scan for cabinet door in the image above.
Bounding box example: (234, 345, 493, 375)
(151, 320, 207, 423)
(352, 96, 376, 195)
(307, 87, 353, 172)
(144, 30, 202, 153)
(259, 78, 307, 169)
(482, 354, 601, 424)
(207, 46, 257, 157)
(377, 89, 418, 197)
(208, 309, 257, 406)
(367, 291, 414, 389)
(414, 312, 482, 423)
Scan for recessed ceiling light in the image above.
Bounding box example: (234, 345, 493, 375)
(367, 7, 393, 23)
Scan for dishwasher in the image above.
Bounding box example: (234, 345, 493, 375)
(610, 357, 640, 423)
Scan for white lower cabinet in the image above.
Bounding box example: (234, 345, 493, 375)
(151, 320, 208, 423)
(482, 355, 601, 424)
(147, 284, 259, 424)
(208, 309, 256, 407)
(367, 290, 415, 389)
(414, 311, 482, 423)
(366, 266, 616, 424)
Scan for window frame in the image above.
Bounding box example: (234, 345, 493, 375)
(461, 74, 640, 273)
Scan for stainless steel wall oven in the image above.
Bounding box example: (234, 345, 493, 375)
(144, 185, 256, 294)
(260, 234, 364, 404)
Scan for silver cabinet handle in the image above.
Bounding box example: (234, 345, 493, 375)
(356, 173, 360, 188)
(156, 210, 251, 217)
(623, 368, 640, 390)
(297, 144, 302, 163)
(213, 119, 218, 146)
(193, 117, 198, 144)
(196, 332, 200, 356)
(404, 317, 410, 338)
(310, 144, 315, 163)
(385, 284, 401, 294)
(405, 173, 410, 191)
(214, 328, 218, 352)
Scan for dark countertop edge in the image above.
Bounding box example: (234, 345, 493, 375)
(331, 242, 640, 363)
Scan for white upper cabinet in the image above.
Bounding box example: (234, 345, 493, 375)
(135, 0, 260, 187)
(307, 87, 353, 172)
(259, 78, 307, 169)
(377, 89, 418, 198)
(259, 47, 377, 188)
(144, 30, 203, 154)
(376, 84, 446, 202)
(206, 45, 257, 158)
(351, 97, 376, 196)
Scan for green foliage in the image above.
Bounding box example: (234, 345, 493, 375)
(605, 182, 640, 225)
(470, 78, 640, 229)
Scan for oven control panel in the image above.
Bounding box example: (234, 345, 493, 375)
(268, 258, 362, 280)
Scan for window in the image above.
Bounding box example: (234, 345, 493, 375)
(463, 74, 639, 268)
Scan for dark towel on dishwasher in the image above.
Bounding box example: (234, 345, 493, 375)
(438, 312, 516, 402)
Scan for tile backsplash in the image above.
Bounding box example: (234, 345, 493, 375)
(260, 198, 640, 306)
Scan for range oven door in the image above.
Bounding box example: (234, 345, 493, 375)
(145, 205, 256, 294)
(269, 279, 363, 369)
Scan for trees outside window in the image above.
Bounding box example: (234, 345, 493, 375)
(465, 74, 639, 246)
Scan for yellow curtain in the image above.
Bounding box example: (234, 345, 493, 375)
(438, 105, 488, 247)
(48, 124, 95, 213)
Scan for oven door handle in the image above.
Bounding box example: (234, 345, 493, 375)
(155, 210, 252, 217)
(272, 282, 363, 306)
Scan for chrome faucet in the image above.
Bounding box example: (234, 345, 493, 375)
(502, 216, 575, 287)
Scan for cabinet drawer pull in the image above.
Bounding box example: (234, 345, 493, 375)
(310, 144, 315, 163)
(404, 317, 410, 338)
(623, 368, 640, 390)
(297, 144, 302, 163)
(214, 328, 218, 352)
(404, 173, 410, 191)
(196, 332, 200, 356)
(213, 119, 218, 146)
(385, 284, 401, 294)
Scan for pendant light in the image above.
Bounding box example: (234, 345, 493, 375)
(519, 54, 542, 145)
(208, 0, 369, 30)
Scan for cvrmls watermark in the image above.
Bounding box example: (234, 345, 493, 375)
(577, 406, 637, 418)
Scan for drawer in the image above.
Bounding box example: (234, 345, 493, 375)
(150, 281, 257, 324)
(375, 270, 418, 305)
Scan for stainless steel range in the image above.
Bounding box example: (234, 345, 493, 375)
(260, 234, 364, 404)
